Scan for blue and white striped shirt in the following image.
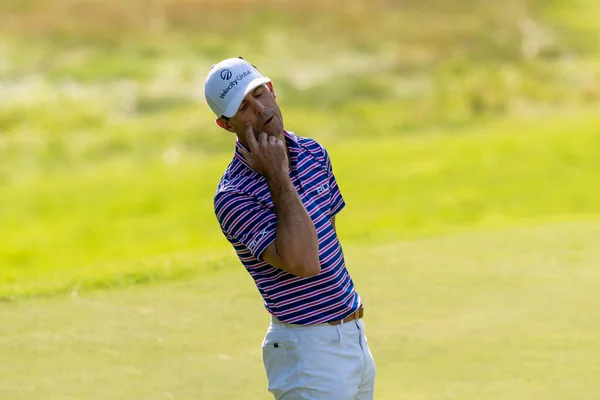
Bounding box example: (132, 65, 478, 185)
(214, 131, 362, 325)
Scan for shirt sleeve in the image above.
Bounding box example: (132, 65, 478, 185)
(214, 190, 277, 261)
(322, 146, 346, 218)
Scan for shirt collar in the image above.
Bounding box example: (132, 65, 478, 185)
(234, 140, 252, 170)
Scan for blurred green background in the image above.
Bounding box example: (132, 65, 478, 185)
(1, 1, 599, 399)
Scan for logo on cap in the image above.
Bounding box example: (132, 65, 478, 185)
(220, 69, 233, 81)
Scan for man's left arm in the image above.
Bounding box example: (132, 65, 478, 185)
(331, 216, 336, 232)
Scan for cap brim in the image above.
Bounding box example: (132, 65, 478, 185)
(222, 77, 271, 118)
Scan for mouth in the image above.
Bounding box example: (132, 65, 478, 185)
(263, 116, 274, 127)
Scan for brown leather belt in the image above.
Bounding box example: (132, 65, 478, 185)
(327, 307, 364, 326)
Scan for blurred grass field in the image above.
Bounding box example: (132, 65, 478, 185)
(2, 113, 600, 299)
(2, 221, 600, 399)
(1, 0, 600, 299)
(1, 0, 600, 398)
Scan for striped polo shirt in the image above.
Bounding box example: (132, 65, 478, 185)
(214, 131, 362, 325)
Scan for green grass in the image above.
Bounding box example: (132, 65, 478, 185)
(2, 112, 600, 299)
(1, 220, 599, 399)
(2, 1, 600, 397)
(1, 0, 600, 299)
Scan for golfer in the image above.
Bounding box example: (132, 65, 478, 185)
(205, 57, 376, 399)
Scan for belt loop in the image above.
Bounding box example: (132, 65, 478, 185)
(337, 323, 344, 345)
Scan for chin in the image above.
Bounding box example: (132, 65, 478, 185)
(266, 125, 284, 138)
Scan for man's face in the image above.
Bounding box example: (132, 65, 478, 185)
(219, 83, 284, 146)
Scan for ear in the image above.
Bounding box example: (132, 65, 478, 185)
(267, 82, 276, 98)
(216, 118, 235, 133)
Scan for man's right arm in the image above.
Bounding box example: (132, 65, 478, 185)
(260, 172, 320, 277)
(238, 123, 320, 277)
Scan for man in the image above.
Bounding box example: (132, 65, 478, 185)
(204, 57, 376, 399)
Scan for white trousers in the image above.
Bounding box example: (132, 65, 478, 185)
(261, 316, 376, 399)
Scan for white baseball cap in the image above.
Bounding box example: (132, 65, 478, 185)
(204, 57, 271, 118)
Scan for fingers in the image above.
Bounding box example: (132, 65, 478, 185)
(244, 122, 281, 156)
(244, 123, 258, 152)
(271, 137, 285, 152)
(258, 131, 268, 147)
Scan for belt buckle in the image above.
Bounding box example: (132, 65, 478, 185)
(353, 309, 360, 320)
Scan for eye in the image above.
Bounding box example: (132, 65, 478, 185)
(255, 91, 262, 97)
(239, 102, 247, 112)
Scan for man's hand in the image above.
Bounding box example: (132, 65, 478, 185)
(239, 122, 288, 178)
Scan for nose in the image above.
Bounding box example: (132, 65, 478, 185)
(252, 98, 265, 115)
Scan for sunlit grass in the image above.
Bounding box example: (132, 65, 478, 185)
(2, 112, 599, 299)
(1, 0, 600, 299)
(1, 220, 599, 399)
